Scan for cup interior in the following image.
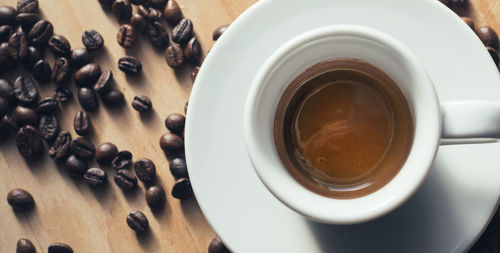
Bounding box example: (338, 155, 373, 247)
(244, 25, 441, 224)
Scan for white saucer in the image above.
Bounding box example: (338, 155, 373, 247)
(185, 0, 500, 252)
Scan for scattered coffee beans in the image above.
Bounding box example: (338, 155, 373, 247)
(130, 13, 147, 32)
(16, 12, 39, 30)
(37, 97, 58, 113)
(451, 0, 467, 6)
(145, 21, 169, 48)
(8, 32, 27, 60)
(70, 47, 92, 69)
(94, 70, 113, 94)
(52, 57, 71, 84)
(114, 169, 137, 191)
(126, 210, 149, 232)
(75, 63, 102, 87)
(84, 167, 107, 187)
(169, 157, 188, 179)
(14, 105, 38, 126)
(112, 150, 133, 170)
(138, 5, 162, 21)
(16, 238, 36, 253)
(82, 29, 104, 51)
(117, 24, 136, 48)
(208, 236, 231, 253)
(101, 89, 124, 106)
(16, 125, 42, 159)
(48, 34, 71, 57)
(112, 0, 132, 20)
(28, 20, 52, 46)
(53, 87, 72, 102)
(134, 158, 156, 183)
(47, 243, 73, 253)
(7, 188, 34, 210)
(461, 17, 474, 30)
(171, 177, 192, 199)
(159, 133, 184, 152)
(164, 113, 185, 134)
(131, 94, 152, 112)
(476, 26, 499, 49)
(172, 18, 193, 45)
(98, 0, 114, 9)
(71, 137, 95, 159)
(0, 78, 15, 102)
(95, 142, 118, 165)
(118, 56, 142, 75)
(14, 75, 38, 106)
(78, 87, 99, 111)
(22, 45, 42, 69)
(17, 0, 39, 14)
(0, 42, 14, 71)
(73, 110, 90, 136)
(38, 114, 58, 141)
(212, 25, 228, 41)
(48, 130, 71, 162)
(487, 47, 499, 66)
(164, 0, 182, 25)
(32, 59, 52, 83)
(0, 25, 13, 42)
(145, 185, 165, 209)
(0, 6, 17, 26)
(184, 37, 201, 63)
(64, 154, 88, 177)
(165, 44, 183, 68)
(129, 0, 145, 5)
(147, 0, 166, 9)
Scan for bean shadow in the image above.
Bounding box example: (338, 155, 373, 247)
(180, 195, 204, 227)
(135, 228, 160, 252)
(123, 185, 145, 205)
(138, 108, 161, 127)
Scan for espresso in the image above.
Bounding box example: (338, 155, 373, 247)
(274, 59, 413, 199)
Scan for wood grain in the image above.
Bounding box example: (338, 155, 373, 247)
(0, 0, 497, 252)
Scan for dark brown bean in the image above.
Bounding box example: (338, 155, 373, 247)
(95, 142, 118, 165)
(208, 236, 231, 253)
(134, 158, 156, 183)
(164, 113, 185, 134)
(169, 157, 188, 179)
(191, 66, 199, 83)
(184, 37, 201, 64)
(64, 154, 87, 177)
(17, 0, 38, 13)
(36, 97, 58, 113)
(14, 106, 38, 126)
(138, 5, 162, 21)
(0, 42, 14, 72)
(146, 0, 166, 9)
(118, 56, 142, 75)
(7, 188, 34, 210)
(53, 87, 72, 102)
(75, 63, 101, 87)
(84, 167, 107, 187)
(101, 89, 124, 106)
(14, 75, 38, 106)
(70, 47, 92, 69)
(487, 47, 499, 66)
(32, 59, 51, 83)
(28, 20, 53, 46)
(3, 112, 18, 132)
(0, 78, 15, 103)
(71, 137, 95, 159)
(82, 29, 104, 51)
(0, 25, 13, 42)
(52, 57, 71, 84)
(0, 97, 9, 116)
(15, 13, 39, 29)
(129, 0, 145, 5)
(164, 0, 182, 25)
(78, 87, 99, 111)
(94, 70, 113, 94)
(0, 6, 17, 26)
(115, 169, 137, 191)
(112, 0, 132, 20)
(16, 238, 36, 253)
(48, 243, 73, 253)
(126, 210, 149, 232)
(131, 94, 152, 112)
(112, 150, 133, 170)
(171, 177, 192, 199)
(450, 0, 467, 6)
(8, 32, 27, 60)
(117, 24, 136, 48)
(145, 185, 165, 209)
(145, 21, 169, 48)
(73, 110, 90, 136)
(476, 26, 499, 49)
(16, 125, 42, 159)
(48, 130, 71, 162)
(98, 0, 114, 8)
(172, 18, 193, 45)
(159, 133, 184, 152)
(130, 13, 147, 32)
(213, 25, 228, 41)
(22, 46, 42, 70)
(165, 44, 183, 68)
(48, 34, 71, 57)
(461, 17, 474, 30)
(38, 114, 58, 141)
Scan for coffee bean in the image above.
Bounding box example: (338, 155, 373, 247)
(84, 167, 107, 187)
(164, 0, 182, 25)
(130, 13, 147, 32)
(48, 130, 71, 162)
(171, 177, 192, 199)
(0, 42, 14, 72)
(191, 66, 199, 83)
(75, 63, 101, 87)
(22, 46, 42, 70)
(98, 0, 114, 9)
(70, 47, 92, 69)
(169, 157, 188, 179)
(112, 150, 133, 170)
(14, 106, 38, 126)
(53, 87, 72, 102)
(126, 210, 148, 232)
(212, 25, 228, 41)
(476, 26, 499, 49)
(0, 25, 12, 42)
(145, 185, 165, 209)
(184, 37, 201, 64)
(450, 0, 467, 6)
(115, 169, 137, 190)
(71, 137, 95, 159)
(28, 20, 53, 46)
(16, 238, 36, 253)
(52, 57, 71, 84)
(145, 21, 169, 48)
(15, 13, 39, 29)
(7, 188, 34, 210)
(112, 0, 132, 20)
(38, 114, 58, 141)
(14, 75, 38, 106)
(32, 59, 51, 83)
(47, 243, 73, 253)
(0, 97, 9, 116)
(487, 47, 499, 66)
(16, 125, 42, 159)
(95, 142, 118, 165)
(208, 236, 230, 253)
(37, 97, 58, 113)
(101, 89, 124, 106)
(78, 87, 99, 111)
(0, 6, 16, 26)
(8, 32, 27, 60)
(165, 45, 183, 68)
(138, 5, 162, 21)
(93, 70, 113, 94)
(118, 56, 142, 75)
(3, 113, 18, 132)
(73, 110, 90, 136)
(172, 19, 193, 45)
(17, 0, 38, 13)
(117, 24, 136, 48)
(131, 94, 152, 112)
(461, 17, 474, 30)
(48, 35, 71, 57)
(134, 158, 156, 183)
(82, 29, 103, 51)
(159, 133, 183, 152)
(164, 113, 185, 134)
(0, 78, 15, 102)
(146, 0, 166, 9)
(130, 0, 145, 4)
(64, 154, 87, 177)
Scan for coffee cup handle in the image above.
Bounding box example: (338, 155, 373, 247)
(441, 101, 500, 144)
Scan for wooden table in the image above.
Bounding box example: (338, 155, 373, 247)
(0, 0, 498, 252)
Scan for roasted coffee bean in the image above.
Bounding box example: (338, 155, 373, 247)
(131, 95, 152, 112)
(71, 137, 95, 159)
(101, 89, 124, 106)
(165, 45, 183, 68)
(8, 32, 27, 60)
(184, 37, 201, 63)
(0, 42, 14, 72)
(138, 5, 162, 21)
(164, 113, 185, 134)
(164, 0, 182, 25)
(145, 21, 169, 48)
(145, 185, 165, 209)
(0, 6, 16, 26)
(48, 243, 73, 253)
(0, 78, 15, 102)
(95, 142, 118, 165)
(117, 24, 136, 48)
(7, 188, 34, 210)
(476, 26, 499, 49)
(17, 238, 36, 253)
(0, 120, 9, 140)
(130, 13, 147, 32)
(112, 0, 132, 20)
(134, 158, 156, 183)
(70, 47, 91, 69)
(22, 46, 42, 70)
(169, 157, 188, 179)
(126, 210, 148, 232)
(17, 0, 38, 13)
(171, 177, 192, 199)
(3, 113, 18, 132)
(37, 97, 58, 113)
(0, 97, 8, 116)
(38, 114, 58, 141)
(32, 59, 51, 83)
(48, 130, 71, 162)
(82, 29, 104, 51)
(16, 12, 39, 29)
(98, 0, 114, 9)
(450, 0, 467, 6)
(461, 17, 474, 30)
(73, 110, 90, 136)
(53, 87, 72, 102)
(159, 133, 183, 152)
(191, 66, 199, 83)
(112, 150, 133, 170)
(115, 169, 137, 190)
(64, 154, 87, 177)
(439, 0, 451, 6)
(14, 106, 38, 126)
(84, 167, 107, 186)
(94, 70, 113, 94)
(78, 87, 98, 111)
(14, 75, 38, 106)
(487, 47, 499, 66)
(16, 125, 42, 159)
(172, 19, 193, 45)
(75, 63, 101, 87)
(130, 0, 145, 4)
(213, 24, 228, 41)
(28, 20, 53, 46)
(146, 0, 166, 9)
(48, 35, 71, 57)
(52, 57, 71, 84)
(118, 56, 142, 75)
(208, 236, 230, 253)
(0, 25, 12, 42)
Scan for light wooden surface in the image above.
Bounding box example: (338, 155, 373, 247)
(0, 0, 498, 252)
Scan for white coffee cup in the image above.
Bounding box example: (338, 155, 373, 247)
(244, 25, 500, 224)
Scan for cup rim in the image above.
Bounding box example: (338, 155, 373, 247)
(244, 24, 441, 224)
